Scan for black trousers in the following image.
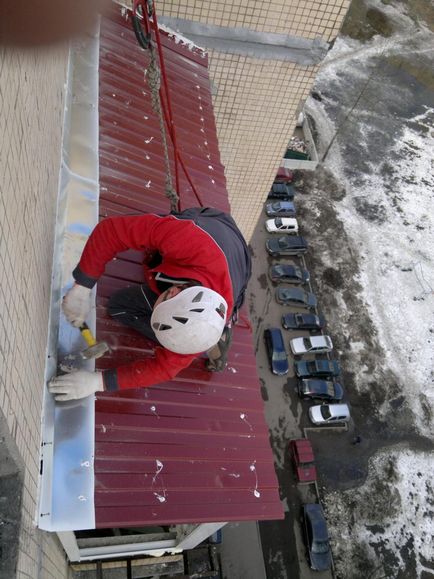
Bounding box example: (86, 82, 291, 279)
(107, 284, 159, 342)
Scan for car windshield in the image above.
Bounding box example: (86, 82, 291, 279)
(273, 351, 287, 361)
(320, 406, 331, 419)
(294, 267, 302, 278)
(271, 202, 281, 210)
(275, 217, 282, 227)
(278, 237, 289, 248)
(312, 540, 329, 554)
(327, 383, 335, 397)
(274, 266, 284, 275)
(303, 338, 312, 349)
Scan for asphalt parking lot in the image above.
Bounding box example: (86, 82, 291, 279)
(247, 206, 348, 579)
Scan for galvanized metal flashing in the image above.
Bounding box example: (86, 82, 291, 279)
(158, 16, 329, 65)
(38, 27, 100, 532)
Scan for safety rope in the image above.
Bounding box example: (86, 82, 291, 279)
(146, 44, 180, 212)
(132, 0, 204, 210)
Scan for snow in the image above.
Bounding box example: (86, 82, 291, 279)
(307, 39, 434, 437)
(304, 1, 434, 575)
(324, 449, 434, 577)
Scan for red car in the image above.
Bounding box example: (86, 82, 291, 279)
(289, 439, 317, 483)
(275, 167, 294, 182)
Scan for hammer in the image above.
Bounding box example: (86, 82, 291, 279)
(78, 323, 110, 360)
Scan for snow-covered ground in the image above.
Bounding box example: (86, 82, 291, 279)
(302, 0, 434, 575)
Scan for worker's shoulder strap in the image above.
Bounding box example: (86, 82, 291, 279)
(171, 207, 252, 319)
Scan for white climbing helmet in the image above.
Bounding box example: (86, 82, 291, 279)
(151, 286, 228, 354)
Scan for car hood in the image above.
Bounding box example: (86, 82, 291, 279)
(309, 405, 324, 422)
(291, 337, 306, 354)
(266, 237, 288, 251)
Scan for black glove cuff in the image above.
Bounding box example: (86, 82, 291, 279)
(73, 265, 98, 289)
(102, 369, 119, 392)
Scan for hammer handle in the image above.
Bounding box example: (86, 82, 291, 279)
(80, 323, 97, 347)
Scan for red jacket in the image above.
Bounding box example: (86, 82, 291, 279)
(73, 213, 235, 390)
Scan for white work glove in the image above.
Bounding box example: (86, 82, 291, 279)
(62, 283, 92, 327)
(49, 370, 104, 401)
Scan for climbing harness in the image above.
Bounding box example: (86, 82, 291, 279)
(132, 0, 204, 210)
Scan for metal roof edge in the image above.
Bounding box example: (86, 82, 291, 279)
(38, 22, 101, 533)
(158, 16, 329, 65)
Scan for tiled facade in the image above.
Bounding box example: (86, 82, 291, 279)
(158, 0, 351, 238)
(0, 46, 70, 578)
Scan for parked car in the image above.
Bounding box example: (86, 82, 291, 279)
(309, 403, 351, 425)
(269, 265, 310, 284)
(275, 287, 317, 309)
(265, 201, 296, 217)
(265, 217, 299, 234)
(294, 359, 341, 378)
(290, 335, 333, 356)
(264, 328, 289, 376)
(282, 313, 325, 331)
(302, 503, 332, 571)
(267, 182, 295, 200)
(298, 379, 344, 402)
(266, 236, 308, 257)
(275, 167, 294, 182)
(289, 439, 317, 484)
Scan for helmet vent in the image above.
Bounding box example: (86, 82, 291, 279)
(192, 291, 204, 303)
(216, 303, 226, 319)
(153, 322, 172, 331)
(190, 308, 204, 313)
(173, 316, 188, 324)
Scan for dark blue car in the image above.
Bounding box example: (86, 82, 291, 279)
(282, 313, 325, 331)
(294, 359, 341, 379)
(268, 182, 295, 200)
(298, 379, 344, 401)
(264, 328, 289, 376)
(303, 503, 332, 571)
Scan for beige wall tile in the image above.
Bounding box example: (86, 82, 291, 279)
(158, 0, 351, 237)
(0, 44, 69, 579)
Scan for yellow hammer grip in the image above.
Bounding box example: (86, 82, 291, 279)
(80, 323, 97, 347)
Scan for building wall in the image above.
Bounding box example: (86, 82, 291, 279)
(0, 45, 70, 579)
(158, 0, 351, 238)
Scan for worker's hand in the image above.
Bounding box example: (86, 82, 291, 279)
(62, 283, 92, 327)
(48, 370, 104, 401)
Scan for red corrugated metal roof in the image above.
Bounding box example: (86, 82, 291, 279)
(94, 6, 283, 528)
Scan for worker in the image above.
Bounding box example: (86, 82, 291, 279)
(49, 207, 251, 401)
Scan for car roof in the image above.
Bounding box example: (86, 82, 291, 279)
(279, 287, 305, 297)
(301, 379, 330, 392)
(311, 359, 333, 369)
(266, 327, 285, 346)
(304, 504, 329, 540)
(272, 264, 297, 273)
(308, 335, 331, 347)
(292, 439, 314, 462)
(328, 404, 350, 417)
(271, 217, 297, 225)
(271, 201, 295, 208)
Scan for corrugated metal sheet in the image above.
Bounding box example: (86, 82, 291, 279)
(94, 5, 283, 528)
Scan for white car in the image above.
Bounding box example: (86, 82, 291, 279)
(290, 335, 333, 356)
(309, 404, 350, 425)
(265, 217, 299, 234)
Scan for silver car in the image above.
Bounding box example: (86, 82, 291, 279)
(290, 335, 333, 356)
(309, 404, 350, 425)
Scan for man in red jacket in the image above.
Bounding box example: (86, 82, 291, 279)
(49, 208, 251, 401)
